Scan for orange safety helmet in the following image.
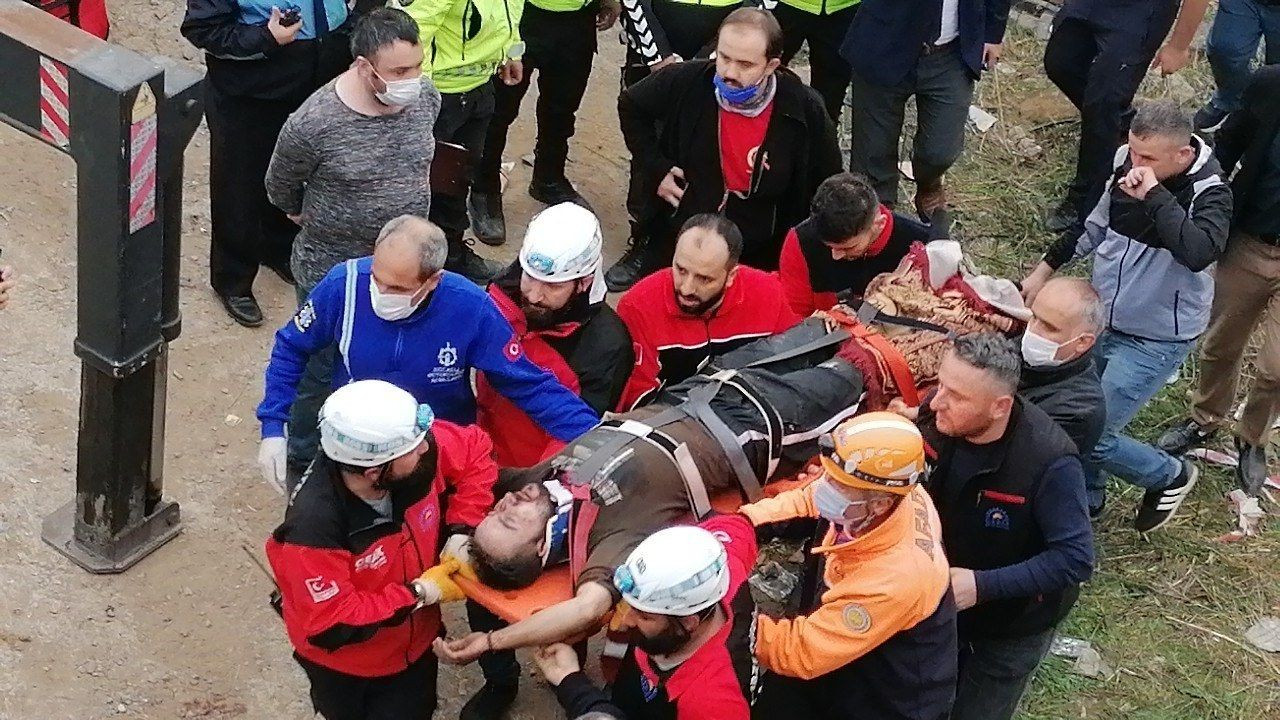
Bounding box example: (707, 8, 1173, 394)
(818, 412, 926, 496)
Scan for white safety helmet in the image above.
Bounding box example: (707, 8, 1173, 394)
(613, 525, 730, 616)
(519, 203, 603, 284)
(318, 380, 434, 467)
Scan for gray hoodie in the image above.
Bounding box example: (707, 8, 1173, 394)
(1044, 137, 1233, 342)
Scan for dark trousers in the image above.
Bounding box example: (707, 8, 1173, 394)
(950, 627, 1056, 720)
(295, 651, 439, 720)
(477, 4, 597, 190)
(1042, 1, 1178, 219)
(466, 600, 522, 684)
(205, 83, 304, 297)
(621, 2, 734, 238)
(286, 278, 334, 476)
(430, 83, 496, 241)
(849, 45, 973, 206)
(775, 2, 858, 121)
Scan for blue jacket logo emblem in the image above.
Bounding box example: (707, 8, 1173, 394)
(438, 342, 458, 367)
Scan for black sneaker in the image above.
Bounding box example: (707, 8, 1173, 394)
(1045, 199, 1080, 234)
(1135, 458, 1199, 533)
(1193, 103, 1230, 133)
(469, 190, 507, 247)
(1157, 418, 1217, 456)
(605, 237, 648, 292)
(459, 680, 518, 720)
(1235, 435, 1268, 496)
(446, 237, 502, 285)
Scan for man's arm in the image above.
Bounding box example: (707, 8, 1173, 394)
(574, 316, 636, 415)
(1213, 68, 1277, 174)
(437, 581, 615, 663)
(971, 456, 1095, 602)
(256, 272, 342, 437)
(617, 0, 676, 66)
(1151, 0, 1212, 75)
(472, 301, 599, 442)
(1143, 182, 1232, 272)
(265, 116, 319, 217)
(614, 291, 661, 411)
(403, 0, 454, 60)
(436, 423, 499, 531)
(180, 0, 278, 59)
(618, 65, 683, 186)
(740, 484, 819, 527)
(778, 232, 819, 318)
(984, 0, 1013, 44)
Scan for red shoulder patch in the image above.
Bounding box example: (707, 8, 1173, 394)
(504, 335, 523, 362)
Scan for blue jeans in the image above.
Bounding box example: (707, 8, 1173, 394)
(1207, 0, 1280, 112)
(951, 627, 1056, 720)
(1084, 331, 1194, 508)
(286, 280, 336, 476)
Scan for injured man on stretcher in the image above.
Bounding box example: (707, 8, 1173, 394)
(432, 240, 1028, 663)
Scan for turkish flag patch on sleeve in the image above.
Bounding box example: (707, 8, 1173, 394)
(504, 334, 523, 362)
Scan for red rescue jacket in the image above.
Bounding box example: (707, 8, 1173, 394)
(476, 266, 632, 467)
(615, 267, 799, 410)
(30, 0, 110, 38)
(265, 421, 495, 677)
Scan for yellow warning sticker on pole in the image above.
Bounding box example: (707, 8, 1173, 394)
(131, 82, 156, 122)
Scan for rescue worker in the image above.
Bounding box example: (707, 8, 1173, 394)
(256, 214, 599, 492)
(777, 172, 933, 318)
(464, 203, 632, 720)
(617, 8, 841, 274)
(434, 318, 866, 661)
(534, 519, 762, 719)
(402, 0, 524, 282)
(603, 0, 744, 291)
(1042, 0, 1211, 234)
(774, 0, 859, 121)
(469, 0, 622, 245)
(616, 214, 799, 410)
(479, 203, 634, 467)
(739, 412, 958, 720)
(265, 379, 495, 720)
(182, 0, 350, 324)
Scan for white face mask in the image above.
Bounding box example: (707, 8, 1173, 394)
(1020, 329, 1079, 367)
(372, 69, 422, 108)
(370, 280, 427, 321)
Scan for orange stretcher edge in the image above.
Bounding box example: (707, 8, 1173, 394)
(454, 477, 813, 623)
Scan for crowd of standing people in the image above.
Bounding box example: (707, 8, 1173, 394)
(161, 0, 1280, 716)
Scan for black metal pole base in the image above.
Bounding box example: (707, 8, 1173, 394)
(41, 499, 181, 574)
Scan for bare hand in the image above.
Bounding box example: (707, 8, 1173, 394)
(287, 213, 302, 225)
(596, 0, 620, 30)
(499, 59, 524, 86)
(0, 266, 13, 310)
(950, 567, 978, 611)
(267, 7, 302, 46)
(432, 632, 489, 665)
(534, 643, 581, 686)
(982, 43, 1002, 70)
(1019, 262, 1053, 305)
(1118, 166, 1159, 201)
(651, 54, 682, 72)
(886, 398, 920, 421)
(1150, 43, 1191, 76)
(657, 166, 686, 207)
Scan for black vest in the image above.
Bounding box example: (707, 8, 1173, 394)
(795, 212, 931, 296)
(921, 398, 1081, 638)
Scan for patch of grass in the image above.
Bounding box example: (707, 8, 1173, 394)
(930, 25, 1280, 720)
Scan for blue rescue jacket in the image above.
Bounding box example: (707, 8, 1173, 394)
(258, 258, 600, 442)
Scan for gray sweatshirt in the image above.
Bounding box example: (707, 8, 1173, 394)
(266, 76, 442, 289)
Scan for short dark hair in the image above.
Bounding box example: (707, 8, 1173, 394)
(719, 7, 784, 60)
(471, 539, 544, 591)
(350, 7, 420, 60)
(811, 173, 880, 243)
(950, 333, 1021, 395)
(678, 214, 744, 265)
(1130, 100, 1192, 146)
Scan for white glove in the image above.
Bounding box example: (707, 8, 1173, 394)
(441, 533, 472, 565)
(258, 436, 288, 495)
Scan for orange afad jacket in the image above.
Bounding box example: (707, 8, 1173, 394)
(739, 484, 952, 680)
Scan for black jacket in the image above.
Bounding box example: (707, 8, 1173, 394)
(618, 60, 842, 270)
(1019, 351, 1107, 457)
(1215, 65, 1280, 237)
(841, 0, 1012, 86)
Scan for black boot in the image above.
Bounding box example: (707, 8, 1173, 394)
(605, 235, 649, 292)
(469, 190, 507, 247)
(459, 679, 518, 720)
(445, 235, 502, 285)
(529, 176, 588, 208)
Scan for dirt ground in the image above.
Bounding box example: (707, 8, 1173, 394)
(0, 3, 642, 718)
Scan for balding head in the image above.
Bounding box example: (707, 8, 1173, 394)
(1024, 277, 1102, 365)
(371, 215, 447, 304)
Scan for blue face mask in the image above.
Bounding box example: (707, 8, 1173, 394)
(713, 73, 760, 105)
(812, 478, 854, 524)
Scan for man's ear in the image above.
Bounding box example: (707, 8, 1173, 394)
(765, 57, 782, 75)
(992, 394, 1015, 421)
(419, 269, 445, 297)
(725, 264, 740, 288)
(1074, 332, 1097, 355)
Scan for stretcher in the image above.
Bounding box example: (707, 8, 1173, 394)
(454, 476, 815, 623)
